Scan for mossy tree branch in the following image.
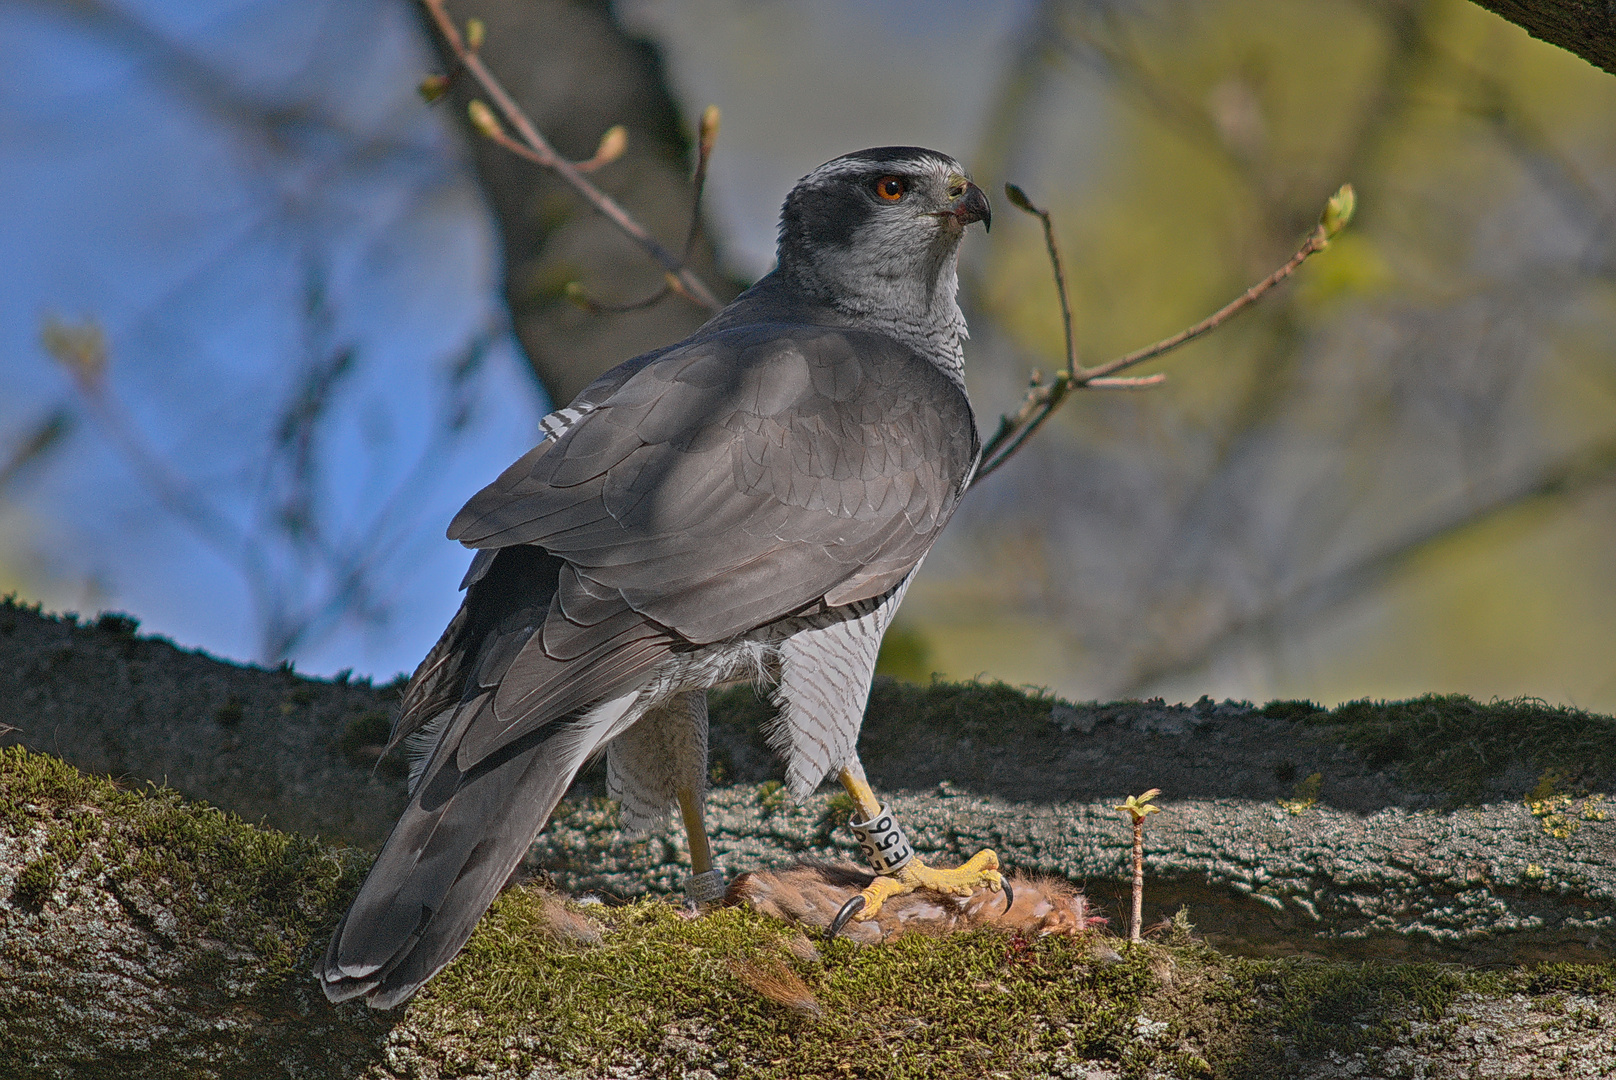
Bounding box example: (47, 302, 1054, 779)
(4, 741, 1615, 1078)
(6, 603, 1616, 1073)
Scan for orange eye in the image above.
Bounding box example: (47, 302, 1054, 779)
(873, 175, 906, 201)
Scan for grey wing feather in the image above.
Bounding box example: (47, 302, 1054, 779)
(388, 545, 563, 757)
(320, 686, 638, 1008)
(447, 324, 975, 714)
(321, 545, 661, 1007)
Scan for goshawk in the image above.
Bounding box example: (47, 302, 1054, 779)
(320, 146, 999, 1009)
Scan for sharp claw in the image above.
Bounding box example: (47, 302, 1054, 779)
(1001, 878, 1014, 914)
(827, 894, 866, 941)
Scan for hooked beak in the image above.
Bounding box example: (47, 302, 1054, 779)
(951, 180, 991, 233)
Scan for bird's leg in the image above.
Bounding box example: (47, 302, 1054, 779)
(632, 689, 723, 909)
(830, 763, 1007, 935)
(677, 785, 726, 908)
(678, 786, 715, 875)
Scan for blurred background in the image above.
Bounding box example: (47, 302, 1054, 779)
(3, 0, 1614, 710)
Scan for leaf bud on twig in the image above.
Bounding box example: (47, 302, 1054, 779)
(464, 17, 485, 50)
(41, 316, 108, 389)
(1114, 789, 1162, 823)
(593, 125, 627, 167)
(1003, 182, 1038, 215)
(467, 99, 503, 141)
(1115, 789, 1162, 943)
(1319, 183, 1356, 243)
(699, 105, 721, 159)
(417, 74, 450, 103)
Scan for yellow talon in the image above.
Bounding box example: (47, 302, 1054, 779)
(828, 767, 1009, 938)
(855, 848, 1003, 921)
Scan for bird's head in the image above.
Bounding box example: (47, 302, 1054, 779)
(774, 147, 989, 346)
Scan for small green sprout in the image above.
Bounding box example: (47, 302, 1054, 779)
(1115, 789, 1162, 943)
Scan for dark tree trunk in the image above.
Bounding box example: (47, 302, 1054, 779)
(1470, 0, 1616, 75)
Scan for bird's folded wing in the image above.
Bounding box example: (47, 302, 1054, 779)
(444, 324, 977, 765)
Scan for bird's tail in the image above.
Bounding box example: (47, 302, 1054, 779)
(318, 691, 635, 1009)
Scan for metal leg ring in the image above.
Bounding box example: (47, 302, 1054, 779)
(684, 869, 727, 907)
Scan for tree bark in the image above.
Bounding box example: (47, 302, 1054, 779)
(1470, 0, 1616, 76)
(4, 598, 1613, 966)
(5, 600, 1616, 1075)
(0, 600, 407, 850)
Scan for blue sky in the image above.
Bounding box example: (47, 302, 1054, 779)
(1, 0, 542, 677)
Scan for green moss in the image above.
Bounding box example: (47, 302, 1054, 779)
(1277, 772, 1323, 816)
(1260, 699, 1325, 720)
(0, 744, 364, 980)
(755, 779, 788, 817)
(13, 854, 62, 908)
(410, 890, 1616, 1079)
(421, 897, 1179, 1078)
(719, 682, 1616, 808)
(92, 611, 140, 636)
(1217, 959, 1469, 1076)
(1, 747, 397, 1076)
(710, 678, 1066, 777)
(123, 794, 357, 977)
(7, 744, 1616, 1076)
(340, 710, 390, 757)
(855, 678, 1062, 770)
(213, 694, 245, 728)
(0, 744, 128, 832)
(812, 791, 856, 846)
(1508, 962, 1616, 997)
(1294, 694, 1616, 803)
(710, 680, 1616, 809)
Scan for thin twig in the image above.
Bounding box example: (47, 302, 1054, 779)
(1077, 238, 1335, 382)
(0, 410, 72, 495)
(1009, 186, 1079, 378)
(684, 105, 719, 265)
(41, 319, 277, 621)
(421, 0, 720, 311)
(565, 279, 673, 316)
(567, 107, 723, 314)
(975, 183, 1355, 481)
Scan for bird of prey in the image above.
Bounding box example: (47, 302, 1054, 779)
(320, 146, 1001, 1009)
